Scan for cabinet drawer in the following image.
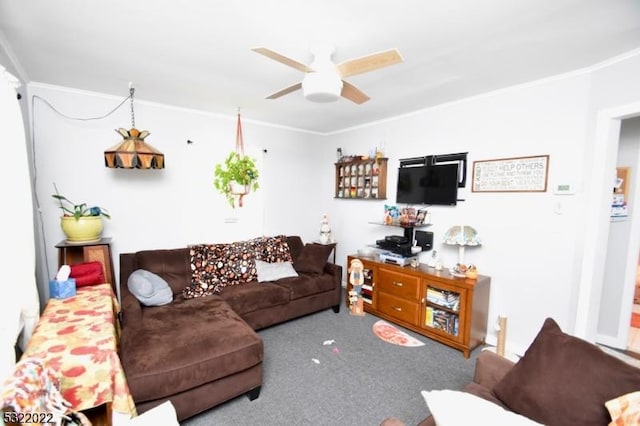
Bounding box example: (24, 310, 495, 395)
(378, 269, 420, 301)
(378, 292, 420, 325)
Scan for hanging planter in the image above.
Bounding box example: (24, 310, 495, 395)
(213, 112, 259, 208)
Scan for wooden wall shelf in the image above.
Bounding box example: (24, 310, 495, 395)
(335, 158, 387, 200)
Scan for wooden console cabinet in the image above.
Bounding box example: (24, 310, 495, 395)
(346, 255, 490, 358)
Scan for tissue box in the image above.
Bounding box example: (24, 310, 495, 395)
(49, 278, 76, 299)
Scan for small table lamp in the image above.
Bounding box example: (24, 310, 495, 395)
(443, 225, 481, 265)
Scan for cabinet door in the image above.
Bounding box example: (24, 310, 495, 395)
(421, 279, 467, 343)
(346, 257, 378, 311)
(360, 265, 376, 309)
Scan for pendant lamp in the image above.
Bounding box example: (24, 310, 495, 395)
(104, 85, 164, 169)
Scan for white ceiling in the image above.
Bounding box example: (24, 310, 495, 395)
(1, 0, 640, 134)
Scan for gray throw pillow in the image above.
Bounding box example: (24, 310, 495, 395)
(128, 269, 173, 306)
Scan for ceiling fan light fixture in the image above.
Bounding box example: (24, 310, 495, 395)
(302, 72, 343, 103)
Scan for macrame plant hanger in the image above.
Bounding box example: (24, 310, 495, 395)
(233, 110, 248, 207)
(236, 110, 245, 157)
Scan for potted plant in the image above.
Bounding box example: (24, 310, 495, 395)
(52, 186, 110, 242)
(213, 152, 259, 208)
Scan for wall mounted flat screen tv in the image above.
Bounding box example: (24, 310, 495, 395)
(396, 166, 427, 204)
(424, 163, 459, 206)
(396, 163, 459, 205)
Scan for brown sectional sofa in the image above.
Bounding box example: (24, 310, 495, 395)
(383, 317, 640, 426)
(118, 236, 342, 421)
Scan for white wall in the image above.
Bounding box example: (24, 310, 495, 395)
(574, 51, 640, 343)
(24, 51, 640, 356)
(599, 117, 640, 343)
(28, 84, 325, 301)
(327, 73, 592, 354)
(0, 66, 39, 383)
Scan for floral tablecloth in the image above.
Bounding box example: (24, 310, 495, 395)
(3, 283, 136, 417)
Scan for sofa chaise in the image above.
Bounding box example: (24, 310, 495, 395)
(118, 235, 342, 421)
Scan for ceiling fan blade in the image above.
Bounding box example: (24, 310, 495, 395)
(337, 48, 403, 78)
(341, 81, 370, 104)
(266, 82, 303, 99)
(252, 47, 313, 73)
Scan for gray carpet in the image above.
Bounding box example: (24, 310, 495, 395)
(181, 305, 480, 426)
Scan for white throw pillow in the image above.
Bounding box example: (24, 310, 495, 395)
(421, 390, 543, 426)
(255, 260, 298, 282)
(127, 400, 179, 425)
(127, 269, 173, 306)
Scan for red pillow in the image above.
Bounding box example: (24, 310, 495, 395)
(69, 261, 106, 287)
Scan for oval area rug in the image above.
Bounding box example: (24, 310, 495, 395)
(373, 320, 425, 347)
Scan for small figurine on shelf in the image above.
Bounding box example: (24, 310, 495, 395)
(427, 250, 438, 268)
(348, 258, 365, 316)
(319, 213, 332, 244)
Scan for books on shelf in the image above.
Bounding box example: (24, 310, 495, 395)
(360, 284, 374, 304)
(426, 287, 460, 311)
(424, 307, 459, 336)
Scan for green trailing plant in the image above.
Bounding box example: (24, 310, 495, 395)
(213, 151, 260, 208)
(52, 184, 110, 220)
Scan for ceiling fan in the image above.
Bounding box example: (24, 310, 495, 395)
(252, 43, 403, 104)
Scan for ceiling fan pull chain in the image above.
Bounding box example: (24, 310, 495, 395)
(235, 110, 244, 157)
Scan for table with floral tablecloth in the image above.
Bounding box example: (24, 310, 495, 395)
(3, 283, 136, 419)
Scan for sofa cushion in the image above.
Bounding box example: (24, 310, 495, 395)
(273, 273, 337, 300)
(121, 296, 263, 403)
(494, 317, 640, 426)
(135, 248, 191, 295)
(293, 243, 333, 274)
(127, 269, 173, 306)
(286, 236, 304, 262)
(421, 390, 543, 425)
(255, 260, 298, 282)
(219, 281, 290, 317)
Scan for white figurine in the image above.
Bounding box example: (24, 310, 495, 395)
(319, 213, 332, 244)
(427, 250, 438, 268)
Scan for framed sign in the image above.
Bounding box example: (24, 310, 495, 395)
(472, 155, 549, 192)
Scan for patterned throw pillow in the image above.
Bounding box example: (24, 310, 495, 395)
(184, 244, 224, 299)
(606, 391, 640, 426)
(254, 235, 293, 263)
(216, 240, 259, 289)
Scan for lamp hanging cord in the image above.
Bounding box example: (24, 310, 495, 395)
(130, 86, 136, 128)
(30, 87, 135, 279)
(31, 93, 132, 122)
